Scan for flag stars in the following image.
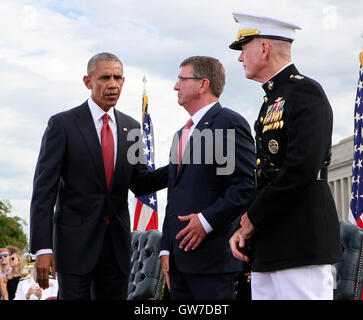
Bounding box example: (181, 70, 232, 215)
(350, 191, 355, 200)
(357, 144, 363, 153)
(355, 112, 361, 122)
(143, 147, 150, 155)
(148, 196, 156, 205)
(357, 159, 363, 169)
(356, 96, 361, 106)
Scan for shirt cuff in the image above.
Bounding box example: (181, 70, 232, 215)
(159, 250, 170, 257)
(35, 249, 53, 256)
(198, 213, 213, 233)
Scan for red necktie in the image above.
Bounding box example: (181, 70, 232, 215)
(177, 118, 194, 172)
(101, 114, 114, 188)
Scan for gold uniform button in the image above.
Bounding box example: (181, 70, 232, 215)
(264, 96, 268, 103)
(256, 158, 261, 165)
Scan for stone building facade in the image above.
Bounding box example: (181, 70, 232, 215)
(328, 136, 353, 221)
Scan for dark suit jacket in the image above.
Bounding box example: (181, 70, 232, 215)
(29, 101, 168, 276)
(248, 64, 343, 272)
(161, 102, 256, 274)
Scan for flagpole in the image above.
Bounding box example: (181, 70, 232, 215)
(142, 75, 148, 122)
(143, 74, 147, 95)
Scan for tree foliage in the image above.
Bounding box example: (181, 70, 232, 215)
(0, 199, 28, 252)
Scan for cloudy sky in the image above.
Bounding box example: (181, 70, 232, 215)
(0, 0, 362, 236)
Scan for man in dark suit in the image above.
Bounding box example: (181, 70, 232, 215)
(228, 13, 343, 299)
(29, 52, 168, 300)
(160, 56, 256, 300)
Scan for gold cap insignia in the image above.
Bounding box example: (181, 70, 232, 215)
(236, 28, 261, 41)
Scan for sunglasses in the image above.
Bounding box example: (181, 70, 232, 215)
(0, 254, 9, 258)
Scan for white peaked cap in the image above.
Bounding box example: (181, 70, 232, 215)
(229, 12, 302, 50)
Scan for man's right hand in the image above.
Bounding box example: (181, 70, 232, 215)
(35, 253, 56, 290)
(229, 227, 250, 262)
(160, 255, 170, 291)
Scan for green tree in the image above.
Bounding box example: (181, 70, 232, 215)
(0, 199, 28, 252)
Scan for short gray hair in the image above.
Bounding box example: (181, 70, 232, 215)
(180, 56, 225, 98)
(87, 52, 123, 76)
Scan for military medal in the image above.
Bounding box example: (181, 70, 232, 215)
(268, 139, 279, 154)
(262, 99, 285, 133)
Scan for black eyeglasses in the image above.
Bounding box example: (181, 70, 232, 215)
(177, 76, 204, 83)
(0, 254, 9, 258)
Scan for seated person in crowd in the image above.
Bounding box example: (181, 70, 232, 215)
(14, 265, 58, 300)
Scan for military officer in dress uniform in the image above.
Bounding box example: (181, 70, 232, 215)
(228, 12, 343, 300)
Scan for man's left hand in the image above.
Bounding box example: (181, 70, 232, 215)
(176, 214, 207, 251)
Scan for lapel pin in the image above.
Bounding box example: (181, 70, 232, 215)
(204, 122, 209, 125)
(123, 128, 128, 131)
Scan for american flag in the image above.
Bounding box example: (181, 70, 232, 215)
(349, 52, 363, 229)
(133, 76, 158, 231)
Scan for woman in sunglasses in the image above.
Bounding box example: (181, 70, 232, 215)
(7, 251, 27, 300)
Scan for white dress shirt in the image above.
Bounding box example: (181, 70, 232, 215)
(36, 97, 118, 257)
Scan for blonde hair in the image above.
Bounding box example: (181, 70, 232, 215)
(7, 251, 27, 280)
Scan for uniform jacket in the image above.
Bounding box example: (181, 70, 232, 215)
(161, 102, 256, 274)
(248, 64, 343, 272)
(29, 101, 168, 276)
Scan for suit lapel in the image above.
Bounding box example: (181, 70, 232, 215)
(75, 101, 106, 186)
(112, 109, 129, 189)
(175, 102, 222, 180)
